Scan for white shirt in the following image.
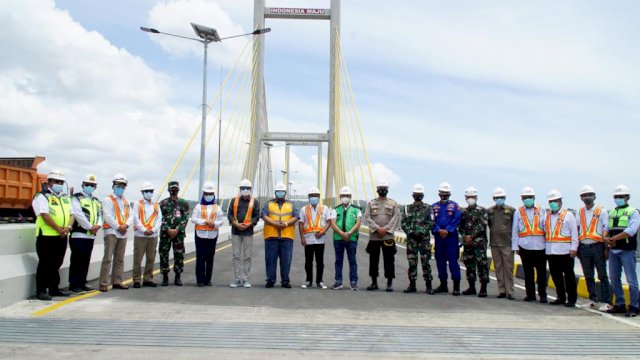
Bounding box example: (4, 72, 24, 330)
(511, 205, 546, 251)
(133, 199, 163, 238)
(576, 205, 609, 245)
(70, 192, 103, 239)
(544, 209, 579, 255)
(32, 189, 65, 215)
(330, 206, 363, 223)
(191, 203, 225, 239)
(298, 204, 332, 245)
(102, 194, 133, 238)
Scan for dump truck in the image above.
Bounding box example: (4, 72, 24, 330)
(0, 156, 47, 222)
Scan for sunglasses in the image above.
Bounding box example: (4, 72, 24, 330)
(239, 187, 251, 190)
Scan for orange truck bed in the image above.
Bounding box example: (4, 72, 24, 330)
(0, 156, 46, 211)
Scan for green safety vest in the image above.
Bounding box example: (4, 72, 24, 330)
(35, 192, 71, 237)
(71, 193, 102, 234)
(608, 206, 637, 231)
(333, 205, 360, 241)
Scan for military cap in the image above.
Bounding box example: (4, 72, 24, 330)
(168, 181, 180, 189)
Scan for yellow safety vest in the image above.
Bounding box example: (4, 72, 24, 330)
(35, 192, 71, 236)
(264, 201, 295, 240)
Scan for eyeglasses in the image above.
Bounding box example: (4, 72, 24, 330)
(142, 190, 153, 194)
(239, 187, 251, 190)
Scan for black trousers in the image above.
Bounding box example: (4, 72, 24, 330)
(304, 244, 325, 283)
(195, 234, 218, 285)
(69, 236, 95, 289)
(368, 241, 396, 280)
(547, 254, 577, 303)
(519, 247, 547, 299)
(36, 234, 68, 294)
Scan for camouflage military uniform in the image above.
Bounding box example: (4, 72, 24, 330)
(159, 197, 190, 274)
(460, 205, 489, 283)
(401, 203, 435, 282)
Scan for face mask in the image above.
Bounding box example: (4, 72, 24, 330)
(549, 201, 560, 212)
(51, 184, 64, 194)
(204, 195, 215, 203)
(341, 197, 351, 205)
(413, 194, 424, 202)
(309, 197, 319, 206)
(466, 198, 476, 206)
(83, 186, 95, 196)
(377, 189, 388, 197)
(114, 186, 125, 197)
(582, 196, 594, 206)
(275, 191, 286, 199)
(169, 189, 178, 196)
(240, 189, 251, 197)
(495, 198, 505, 207)
(615, 198, 626, 207)
(143, 192, 153, 201)
(523, 198, 535, 208)
(439, 195, 450, 203)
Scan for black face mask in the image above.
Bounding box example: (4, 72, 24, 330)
(439, 195, 450, 203)
(413, 194, 424, 202)
(169, 189, 178, 196)
(377, 189, 388, 197)
(582, 196, 595, 206)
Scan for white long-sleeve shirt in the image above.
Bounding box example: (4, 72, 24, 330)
(191, 203, 225, 239)
(70, 192, 103, 239)
(102, 194, 133, 238)
(298, 204, 332, 245)
(133, 199, 163, 238)
(544, 209, 579, 255)
(512, 205, 546, 251)
(576, 205, 609, 245)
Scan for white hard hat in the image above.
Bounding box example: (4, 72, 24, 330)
(613, 184, 630, 196)
(113, 173, 128, 185)
(464, 187, 478, 197)
(547, 189, 562, 201)
(47, 169, 66, 182)
(202, 181, 216, 193)
(493, 187, 507, 198)
(239, 178, 252, 188)
(140, 182, 154, 192)
(521, 186, 535, 197)
(376, 179, 389, 187)
(438, 182, 452, 193)
(82, 173, 97, 185)
(579, 185, 595, 196)
(274, 182, 287, 191)
(412, 183, 425, 194)
(308, 186, 320, 195)
(339, 186, 352, 195)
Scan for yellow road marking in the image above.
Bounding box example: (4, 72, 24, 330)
(32, 242, 233, 317)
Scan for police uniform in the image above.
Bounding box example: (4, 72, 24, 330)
(159, 181, 190, 285)
(364, 197, 400, 288)
(460, 204, 490, 294)
(400, 202, 435, 291)
(431, 200, 462, 291)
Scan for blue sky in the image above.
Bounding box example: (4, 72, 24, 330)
(1, 0, 639, 209)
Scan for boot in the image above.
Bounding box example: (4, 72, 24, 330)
(433, 281, 448, 294)
(385, 279, 394, 292)
(403, 280, 417, 293)
(366, 277, 379, 291)
(161, 273, 169, 287)
(174, 273, 183, 286)
(478, 281, 488, 298)
(452, 279, 461, 296)
(425, 280, 435, 295)
(462, 280, 476, 295)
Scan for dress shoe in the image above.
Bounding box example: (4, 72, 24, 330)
(565, 302, 576, 308)
(99, 285, 108, 292)
(523, 296, 534, 302)
(112, 284, 129, 290)
(507, 294, 515, 300)
(36, 292, 52, 301)
(281, 282, 292, 288)
(143, 281, 157, 288)
(265, 282, 275, 288)
(197, 283, 204, 287)
(539, 297, 548, 304)
(497, 293, 507, 299)
(49, 289, 70, 297)
(549, 299, 565, 305)
(205, 282, 212, 287)
(133, 282, 141, 289)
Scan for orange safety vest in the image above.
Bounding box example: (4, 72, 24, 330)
(578, 206, 603, 242)
(545, 208, 572, 243)
(303, 204, 325, 234)
(103, 195, 130, 229)
(233, 196, 254, 225)
(138, 200, 159, 231)
(195, 204, 219, 231)
(518, 206, 545, 237)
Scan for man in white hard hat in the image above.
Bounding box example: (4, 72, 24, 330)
(100, 173, 132, 292)
(544, 189, 579, 307)
(132, 182, 162, 288)
(159, 181, 190, 287)
(69, 173, 102, 293)
(487, 187, 515, 300)
(33, 169, 74, 300)
(191, 181, 225, 287)
(604, 184, 639, 317)
(365, 179, 400, 292)
(330, 186, 362, 290)
(460, 187, 490, 297)
(431, 181, 463, 295)
(227, 179, 260, 288)
(575, 185, 611, 311)
(261, 182, 299, 288)
(400, 183, 435, 294)
(298, 186, 332, 289)
(512, 187, 548, 303)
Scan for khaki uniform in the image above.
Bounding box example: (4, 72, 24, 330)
(488, 205, 516, 296)
(365, 198, 401, 280)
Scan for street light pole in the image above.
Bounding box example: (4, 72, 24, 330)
(200, 41, 208, 200)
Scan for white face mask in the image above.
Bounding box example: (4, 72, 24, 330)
(341, 197, 350, 205)
(240, 189, 251, 197)
(466, 198, 476, 206)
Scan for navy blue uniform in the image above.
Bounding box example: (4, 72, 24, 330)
(432, 200, 462, 281)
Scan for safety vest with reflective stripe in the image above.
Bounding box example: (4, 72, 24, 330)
(264, 201, 295, 240)
(103, 195, 130, 229)
(578, 206, 603, 242)
(195, 204, 219, 231)
(303, 204, 325, 234)
(518, 206, 545, 237)
(608, 206, 637, 232)
(138, 200, 159, 230)
(71, 193, 102, 235)
(233, 196, 254, 225)
(35, 193, 71, 236)
(545, 208, 572, 243)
